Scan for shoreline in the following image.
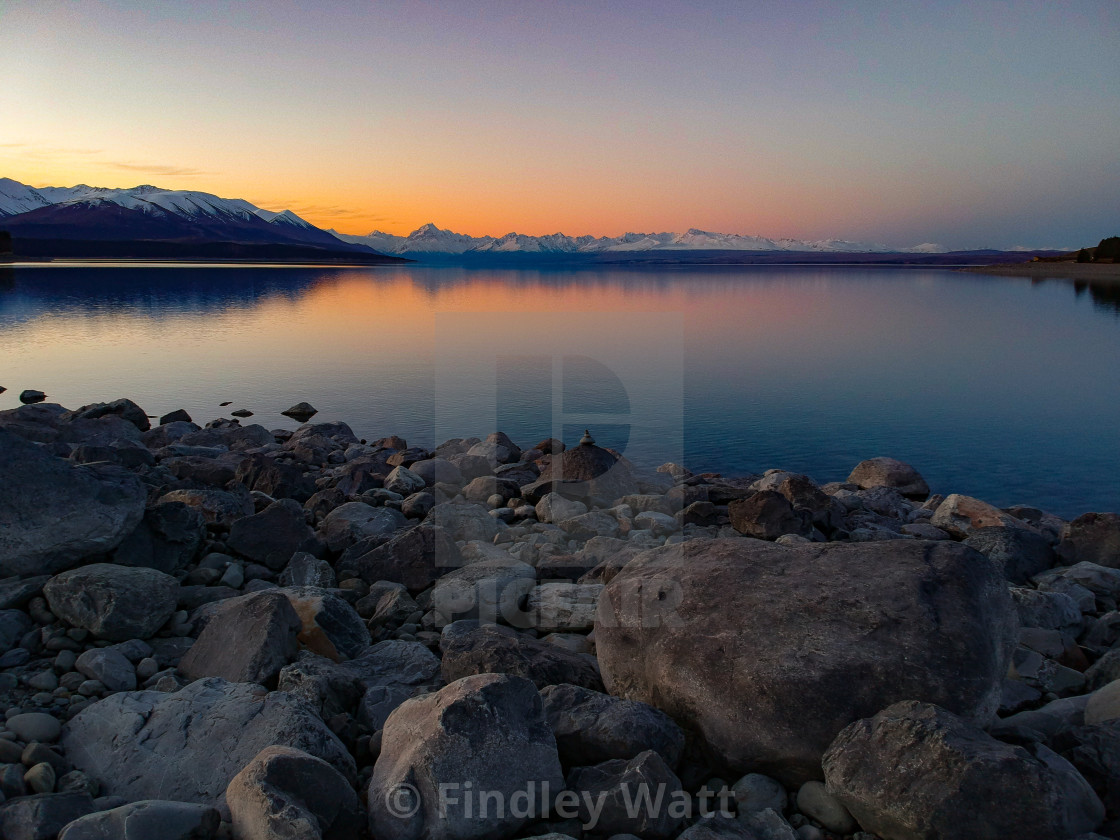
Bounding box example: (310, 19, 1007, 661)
(0, 398, 1116, 837)
(959, 261, 1120, 284)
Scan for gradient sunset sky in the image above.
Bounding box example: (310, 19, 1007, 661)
(3, 0, 1117, 249)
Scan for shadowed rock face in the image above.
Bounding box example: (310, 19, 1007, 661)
(595, 538, 1018, 784)
(0, 428, 147, 577)
(823, 701, 1105, 840)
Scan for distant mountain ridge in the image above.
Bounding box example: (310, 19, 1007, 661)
(0, 178, 395, 261)
(329, 222, 945, 255)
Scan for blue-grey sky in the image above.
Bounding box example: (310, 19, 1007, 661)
(1, 0, 1117, 248)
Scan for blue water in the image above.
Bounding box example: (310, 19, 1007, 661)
(1, 262, 1117, 518)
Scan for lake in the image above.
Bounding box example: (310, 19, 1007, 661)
(1, 262, 1118, 519)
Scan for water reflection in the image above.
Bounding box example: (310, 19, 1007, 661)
(1, 263, 1118, 517)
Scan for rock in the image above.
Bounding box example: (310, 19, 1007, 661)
(795, 781, 856, 835)
(158, 409, 192, 424)
(19, 389, 47, 404)
(409, 458, 463, 487)
(526, 582, 603, 632)
(467, 437, 520, 469)
(540, 683, 684, 768)
(728, 491, 811, 540)
(0, 608, 32, 653)
(342, 521, 462, 593)
(281, 402, 318, 422)
(595, 538, 1017, 783)
(226, 745, 363, 840)
(633, 510, 679, 536)
(43, 564, 179, 641)
(384, 465, 426, 496)
(1011, 587, 1082, 634)
(0, 428, 146, 577)
(731, 773, 787, 815)
(320, 502, 408, 553)
(0, 792, 95, 840)
(428, 502, 503, 543)
(535, 493, 588, 524)
(401, 491, 434, 518)
(542, 437, 639, 502)
(279, 552, 337, 588)
(1054, 721, 1120, 818)
(677, 816, 756, 839)
(0, 575, 49, 610)
(75, 648, 137, 692)
(930, 493, 1027, 539)
(61, 677, 354, 810)
(440, 621, 603, 690)
(823, 700, 1104, 840)
(157, 487, 255, 529)
(368, 673, 564, 840)
(112, 502, 205, 574)
(963, 525, 1056, 584)
(227, 499, 319, 570)
(8, 712, 62, 743)
(1086, 680, 1120, 725)
(63, 399, 150, 432)
(57, 800, 219, 840)
(1061, 513, 1120, 568)
(847, 457, 930, 499)
(566, 750, 684, 840)
(431, 557, 536, 627)
(556, 511, 621, 540)
(277, 586, 369, 661)
(178, 590, 301, 686)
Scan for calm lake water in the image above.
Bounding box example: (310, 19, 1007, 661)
(1, 262, 1118, 518)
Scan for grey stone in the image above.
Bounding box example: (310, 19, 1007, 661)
(930, 493, 1026, 539)
(57, 799, 220, 840)
(279, 552, 337, 589)
(526, 582, 603, 632)
(0, 609, 33, 653)
(226, 745, 363, 840)
(847, 457, 929, 499)
(384, 466, 426, 496)
(431, 557, 535, 627)
(566, 750, 684, 840)
(731, 772, 787, 815)
(7, 713, 62, 743)
(0, 792, 95, 840)
(540, 683, 684, 768)
(0, 576, 50, 611)
(342, 520, 462, 593)
(61, 677, 354, 811)
(112, 502, 206, 574)
(276, 586, 369, 662)
(1060, 513, 1120, 568)
(823, 700, 1104, 840)
(75, 648, 137, 692)
(0, 429, 146, 577)
(535, 493, 588, 524)
(427, 502, 503, 543)
(795, 781, 856, 835)
(368, 673, 564, 840)
(44, 564, 179, 641)
(595, 538, 1017, 784)
(178, 590, 301, 686)
(320, 502, 407, 553)
(963, 526, 1056, 584)
(440, 621, 603, 691)
(728, 491, 811, 540)
(227, 499, 319, 570)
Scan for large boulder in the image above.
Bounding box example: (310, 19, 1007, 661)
(61, 678, 354, 811)
(178, 590, 302, 686)
(847, 457, 929, 499)
(226, 745, 363, 840)
(963, 525, 1056, 584)
(540, 683, 684, 768)
(226, 499, 319, 570)
(43, 564, 179, 641)
(595, 538, 1018, 783)
(823, 700, 1104, 840)
(566, 750, 685, 840)
(728, 491, 811, 540)
(0, 428, 146, 577)
(440, 621, 603, 691)
(367, 673, 564, 840)
(62, 399, 151, 431)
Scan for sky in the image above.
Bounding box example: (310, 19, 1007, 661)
(1, 0, 1117, 249)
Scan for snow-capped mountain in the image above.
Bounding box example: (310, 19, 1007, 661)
(334, 223, 904, 255)
(0, 178, 384, 257)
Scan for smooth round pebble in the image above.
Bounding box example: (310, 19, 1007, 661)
(28, 672, 58, 692)
(733, 772, 788, 815)
(136, 657, 160, 681)
(7, 712, 61, 742)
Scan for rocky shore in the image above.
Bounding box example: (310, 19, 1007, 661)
(0, 396, 1118, 840)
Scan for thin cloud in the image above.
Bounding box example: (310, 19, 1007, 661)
(107, 161, 211, 178)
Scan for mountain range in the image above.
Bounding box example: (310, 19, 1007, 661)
(0, 178, 1036, 261)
